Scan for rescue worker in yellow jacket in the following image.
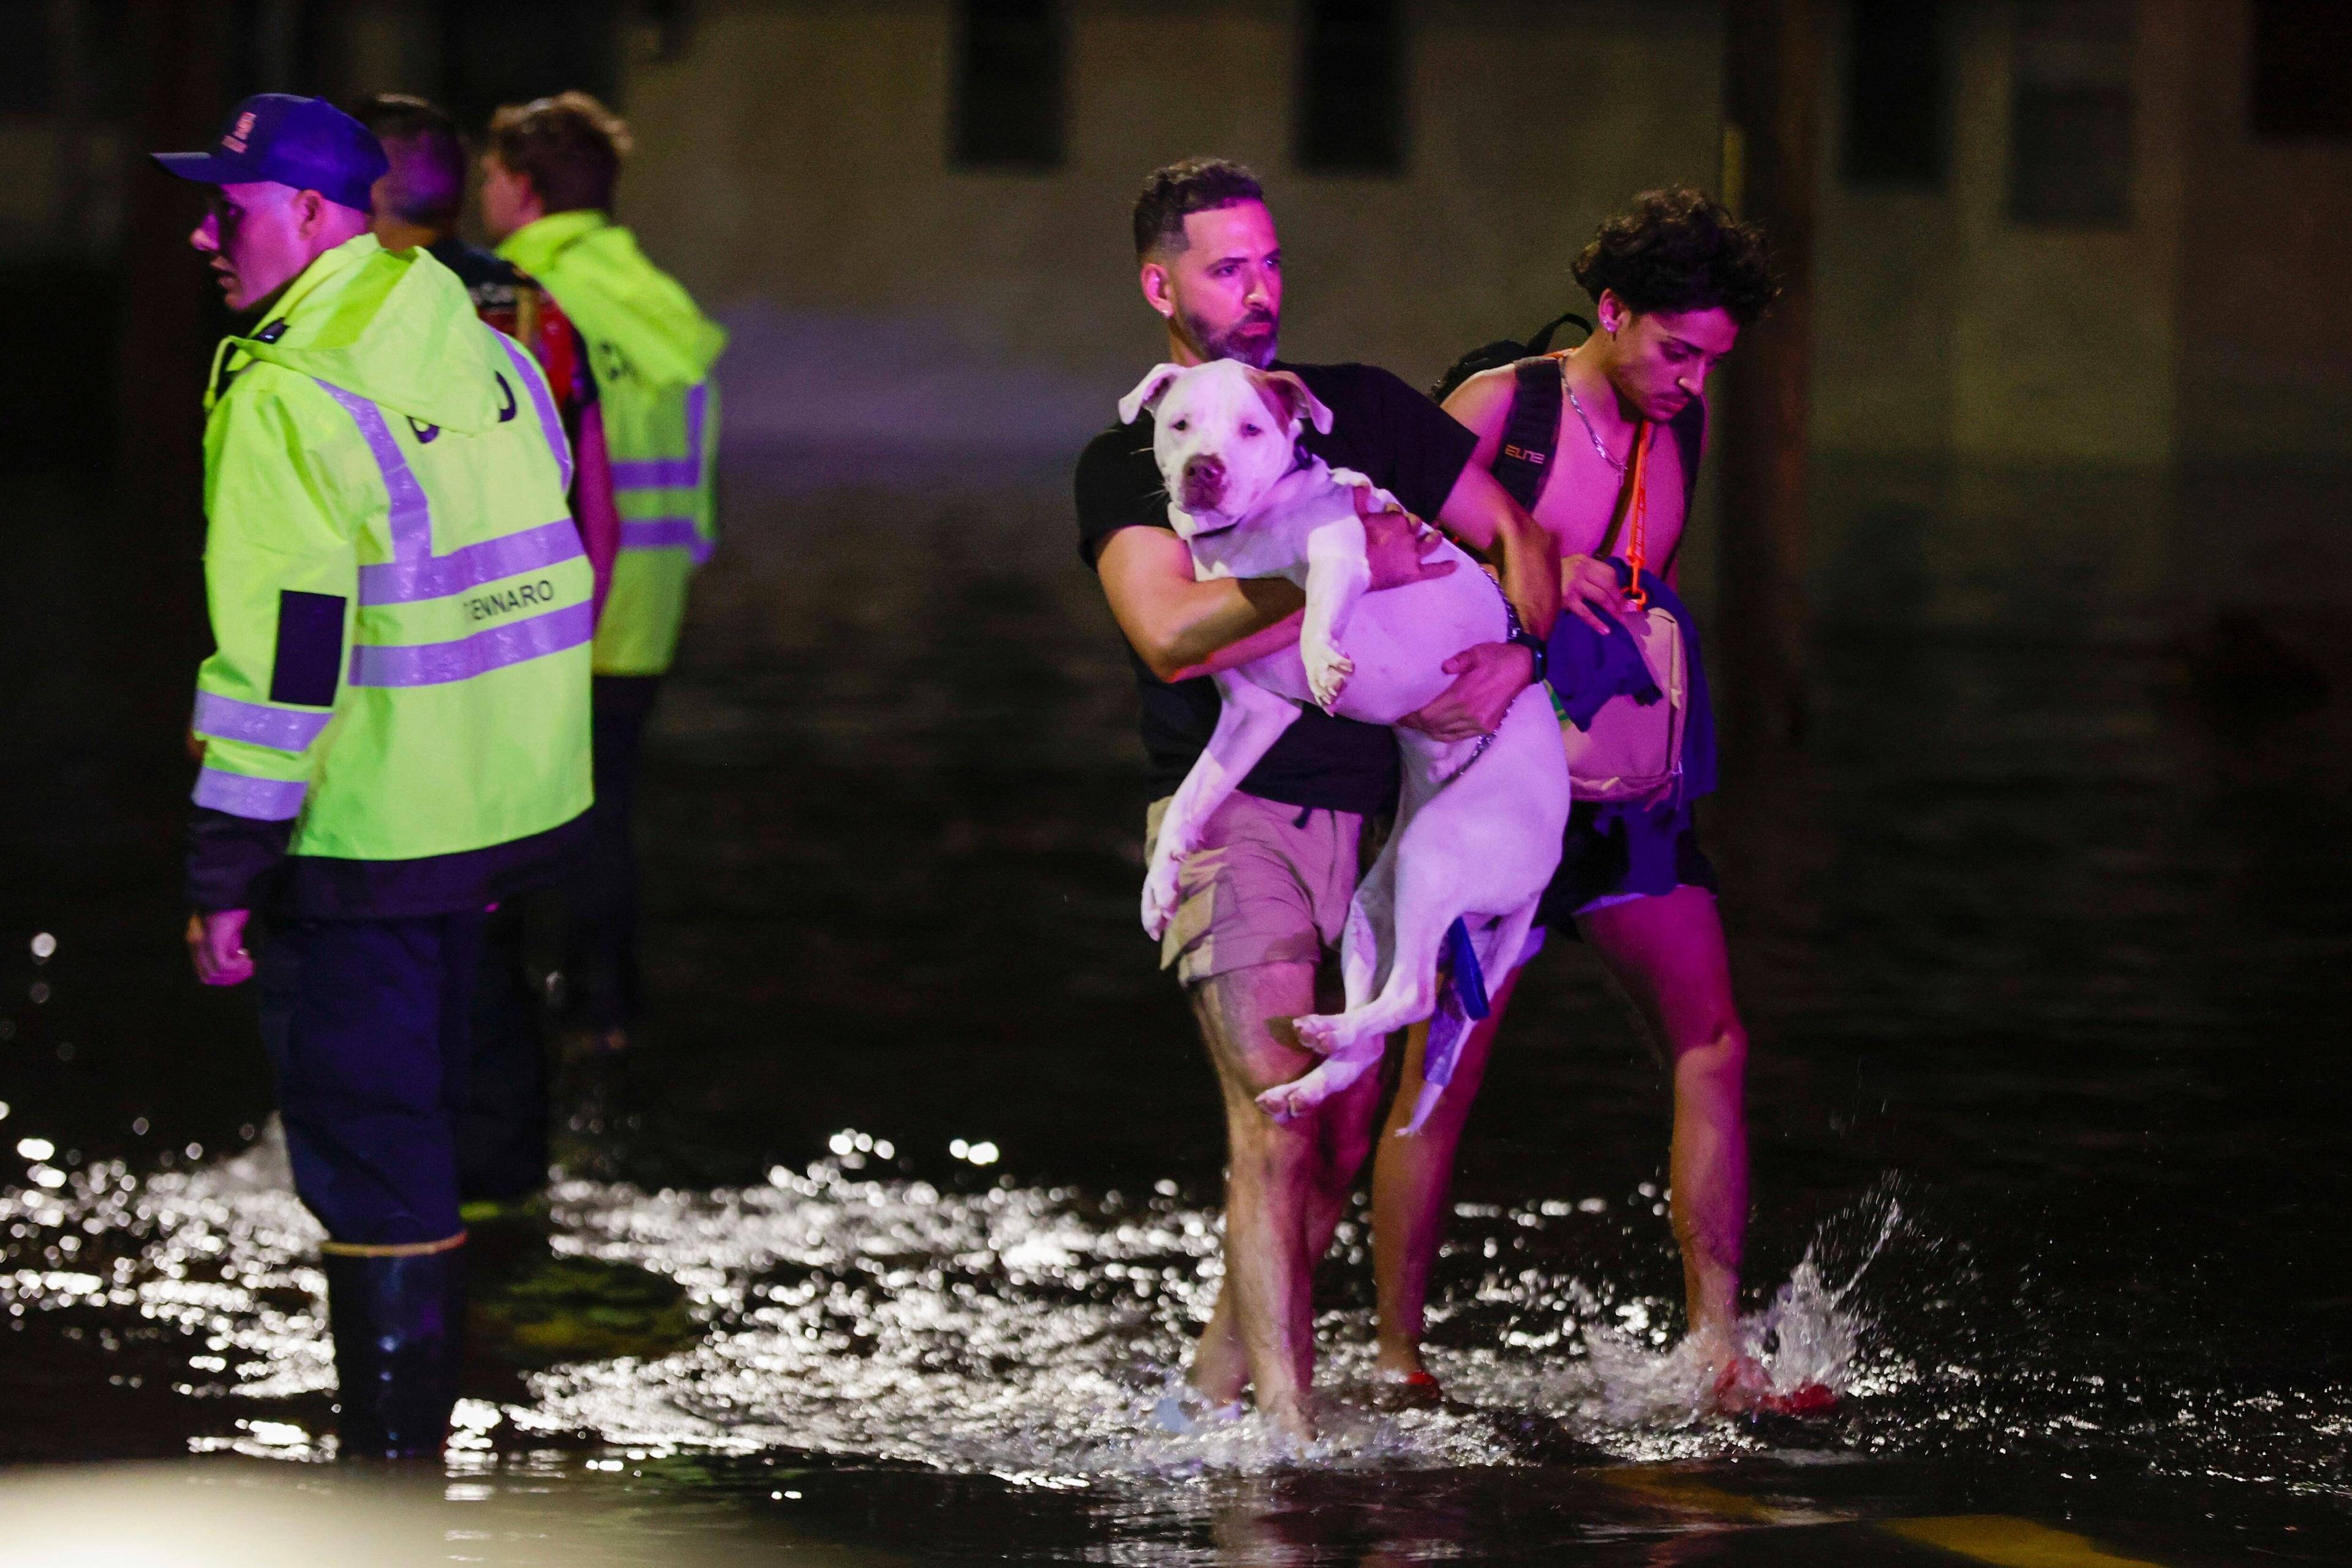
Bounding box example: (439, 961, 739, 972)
(353, 89, 569, 1221)
(156, 94, 592, 1458)
(480, 91, 725, 1055)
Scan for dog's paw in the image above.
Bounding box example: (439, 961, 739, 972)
(1256, 1080, 1318, 1123)
(1303, 645, 1354, 712)
(1397, 1080, 1447, 1138)
(1331, 469, 1405, 518)
(1257, 1042, 1379, 1123)
(1294, 1011, 1344, 1056)
(1140, 854, 1183, 940)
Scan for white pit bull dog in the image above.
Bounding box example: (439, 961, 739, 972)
(1124, 360, 1570, 1133)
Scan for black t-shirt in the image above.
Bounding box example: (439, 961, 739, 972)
(1074, 361, 1479, 813)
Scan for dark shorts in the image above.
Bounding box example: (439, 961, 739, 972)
(1534, 798, 1719, 935)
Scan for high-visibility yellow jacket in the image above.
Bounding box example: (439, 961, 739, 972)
(498, 210, 725, 676)
(187, 233, 592, 914)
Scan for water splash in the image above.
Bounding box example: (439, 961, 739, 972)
(511, 1159, 1904, 1476)
(4, 1139, 2346, 1501)
(1743, 1197, 1901, 1398)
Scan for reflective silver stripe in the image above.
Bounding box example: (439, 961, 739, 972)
(609, 457, 700, 489)
(358, 519, 583, 605)
(312, 380, 431, 559)
(492, 328, 573, 492)
(191, 691, 330, 751)
(348, 600, 593, 688)
(608, 380, 709, 490)
(315, 371, 586, 605)
(617, 517, 714, 563)
(192, 767, 307, 820)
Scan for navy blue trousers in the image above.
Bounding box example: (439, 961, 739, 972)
(259, 910, 546, 1244)
(558, 673, 662, 1031)
(459, 904, 549, 1204)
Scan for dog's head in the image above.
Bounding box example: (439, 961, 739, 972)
(1118, 360, 1335, 537)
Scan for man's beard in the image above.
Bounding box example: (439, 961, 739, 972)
(1178, 304, 1280, 369)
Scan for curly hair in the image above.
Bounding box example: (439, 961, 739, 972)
(1572, 186, 1777, 326)
(1133, 157, 1265, 258)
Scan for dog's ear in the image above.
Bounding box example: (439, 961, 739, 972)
(1118, 363, 1188, 425)
(1253, 369, 1335, 435)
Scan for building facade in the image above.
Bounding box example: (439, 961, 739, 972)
(3, 1, 2346, 470)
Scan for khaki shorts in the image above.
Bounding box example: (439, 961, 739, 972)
(1145, 791, 1365, 986)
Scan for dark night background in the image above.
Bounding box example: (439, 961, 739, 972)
(1, 4, 2349, 1564)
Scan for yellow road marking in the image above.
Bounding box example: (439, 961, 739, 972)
(1600, 1468, 1811, 1525)
(1601, 1471, 2167, 1567)
(1883, 1516, 2165, 1568)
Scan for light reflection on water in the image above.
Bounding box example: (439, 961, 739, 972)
(6, 461, 2352, 1559)
(4, 1127, 2345, 1518)
(521, 1153, 1882, 1477)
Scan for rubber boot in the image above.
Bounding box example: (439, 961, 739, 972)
(322, 1246, 467, 1460)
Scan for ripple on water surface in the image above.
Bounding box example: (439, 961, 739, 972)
(520, 1155, 1914, 1480)
(1, 1133, 2346, 1512)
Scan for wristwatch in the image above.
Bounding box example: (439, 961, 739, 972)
(1507, 627, 1549, 687)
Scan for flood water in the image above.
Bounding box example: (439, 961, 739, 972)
(2, 451, 2348, 1564)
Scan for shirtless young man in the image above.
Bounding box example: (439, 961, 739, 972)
(1075, 159, 1558, 1440)
(1385, 188, 1781, 1401)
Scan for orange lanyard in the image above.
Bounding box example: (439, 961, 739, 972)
(1621, 421, 1654, 610)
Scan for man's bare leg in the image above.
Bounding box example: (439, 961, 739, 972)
(1578, 888, 1750, 1356)
(1185, 958, 1383, 1439)
(1370, 968, 1525, 1381)
(1191, 1135, 1371, 1409)
(1367, 890, 1752, 1390)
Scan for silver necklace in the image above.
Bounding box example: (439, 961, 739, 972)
(1562, 369, 1628, 473)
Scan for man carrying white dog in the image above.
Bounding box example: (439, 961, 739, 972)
(1075, 159, 1557, 1439)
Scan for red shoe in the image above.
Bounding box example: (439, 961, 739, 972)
(1712, 1359, 1838, 1417)
(1371, 1368, 1445, 1411)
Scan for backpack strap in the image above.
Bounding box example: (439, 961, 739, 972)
(1522, 310, 1593, 357)
(1491, 356, 1564, 511)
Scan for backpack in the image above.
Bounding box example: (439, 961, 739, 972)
(1430, 311, 1707, 521)
(1431, 312, 1589, 514)
(1428, 309, 1593, 402)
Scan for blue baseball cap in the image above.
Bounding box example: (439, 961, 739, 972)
(153, 94, 390, 212)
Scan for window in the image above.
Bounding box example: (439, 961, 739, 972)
(2252, 0, 2352, 140)
(1296, 0, 1404, 176)
(1843, 0, 1947, 186)
(951, 0, 1065, 172)
(2007, 0, 2135, 228)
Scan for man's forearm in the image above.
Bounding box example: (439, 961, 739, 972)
(1099, 502, 1460, 684)
(1098, 524, 1309, 680)
(1490, 507, 1560, 638)
(1168, 606, 1305, 683)
(1153, 575, 1308, 675)
(1434, 464, 1559, 638)
(186, 806, 292, 912)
